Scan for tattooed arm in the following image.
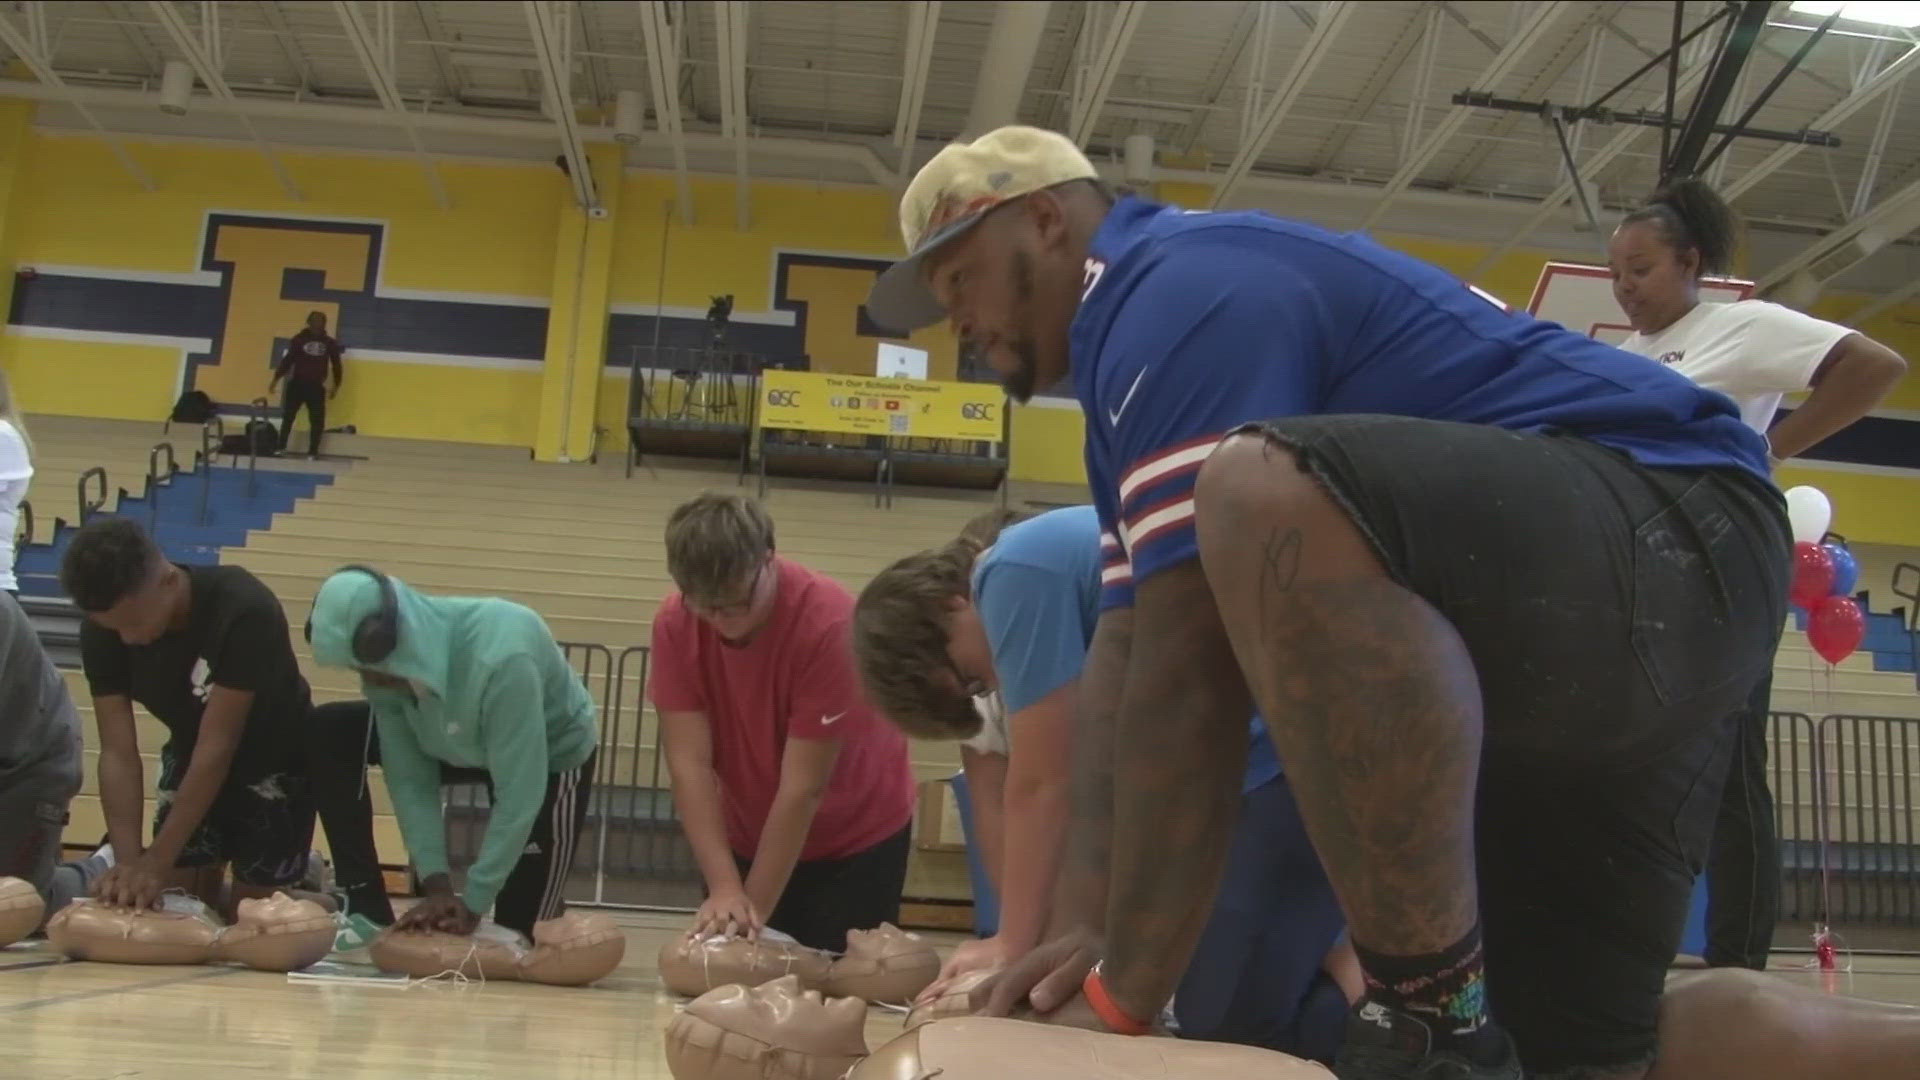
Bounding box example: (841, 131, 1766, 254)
(1049, 609, 1132, 934)
(977, 608, 1131, 1017)
(1100, 560, 1253, 1023)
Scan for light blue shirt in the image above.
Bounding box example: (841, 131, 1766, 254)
(972, 505, 1281, 793)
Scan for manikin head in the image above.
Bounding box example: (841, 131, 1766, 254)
(1605, 177, 1740, 335)
(866, 126, 1122, 403)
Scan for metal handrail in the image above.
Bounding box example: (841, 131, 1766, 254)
(197, 418, 225, 525)
(199, 417, 226, 474)
(76, 467, 107, 524)
(147, 443, 177, 529)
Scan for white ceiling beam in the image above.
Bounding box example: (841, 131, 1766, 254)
(1210, 1, 1357, 209)
(965, 0, 1052, 137)
(1758, 178, 1920, 293)
(524, 0, 596, 210)
(100, 0, 166, 77)
(1362, 1, 1575, 228)
(1067, 0, 1146, 148)
(146, 0, 300, 198)
(0, 4, 154, 190)
(1468, 52, 1715, 279)
(1177, 0, 1261, 155)
(412, 1, 466, 102)
(638, 0, 692, 224)
(891, 1, 940, 181)
(1721, 43, 1920, 204)
(256, 1, 319, 94)
(1446, 4, 1627, 188)
(712, 0, 750, 228)
(1308, 4, 1427, 174)
(334, 1, 448, 208)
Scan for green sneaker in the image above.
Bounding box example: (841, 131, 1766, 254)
(331, 913, 386, 958)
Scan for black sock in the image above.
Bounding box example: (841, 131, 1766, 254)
(1353, 924, 1492, 1043)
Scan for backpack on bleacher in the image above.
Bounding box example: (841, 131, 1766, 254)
(218, 420, 279, 458)
(170, 390, 215, 424)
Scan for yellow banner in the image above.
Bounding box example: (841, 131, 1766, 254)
(757, 370, 1005, 441)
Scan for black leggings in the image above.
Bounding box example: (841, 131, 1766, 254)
(307, 700, 595, 935)
(306, 700, 395, 924)
(279, 378, 327, 456)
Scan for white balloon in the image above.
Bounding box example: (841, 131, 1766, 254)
(1784, 486, 1832, 545)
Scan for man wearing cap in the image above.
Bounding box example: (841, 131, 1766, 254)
(868, 126, 1789, 1080)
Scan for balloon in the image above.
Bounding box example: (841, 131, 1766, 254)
(1823, 542, 1859, 597)
(1784, 486, 1832, 545)
(1807, 595, 1866, 666)
(1790, 541, 1835, 610)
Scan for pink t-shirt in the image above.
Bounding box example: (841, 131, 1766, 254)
(649, 557, 916, 862)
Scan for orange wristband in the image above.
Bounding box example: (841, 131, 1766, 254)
(1083, 962, 1151, 1036)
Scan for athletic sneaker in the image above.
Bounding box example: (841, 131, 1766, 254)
(330, 913, 387, 960)
(1334, 1001, 1522, 1080)
(300, 850, 332, 894)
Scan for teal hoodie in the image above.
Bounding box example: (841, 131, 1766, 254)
(308, 571, 597, 918)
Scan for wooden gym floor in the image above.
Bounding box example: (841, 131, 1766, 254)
(5, 911, 1920, 1079)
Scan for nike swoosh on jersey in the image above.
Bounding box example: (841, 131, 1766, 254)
(820, 712, 846, 725)
(1109, 366, 1148, 426)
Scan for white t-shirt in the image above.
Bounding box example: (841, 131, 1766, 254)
(962, 690, 1009, 757)
(1618, 299, 1853, 436)
(0, 420, 33, 592)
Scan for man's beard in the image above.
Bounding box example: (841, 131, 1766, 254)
(999, 250, 1040, 403)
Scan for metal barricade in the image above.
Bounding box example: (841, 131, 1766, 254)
(439, 641, 696, 913)
(1769, 711, 1822, 923)
(1813, 715, 1920, 928)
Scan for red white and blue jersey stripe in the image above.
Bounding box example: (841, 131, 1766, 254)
(1072, 198, 1770, 612)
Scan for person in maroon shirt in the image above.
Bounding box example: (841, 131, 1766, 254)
(649, 493, 917, 952)
(267, 311, 343, 459)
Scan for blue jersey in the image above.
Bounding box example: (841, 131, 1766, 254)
(1075, 198, 1771, 611)
(975, 505, 1280, 793)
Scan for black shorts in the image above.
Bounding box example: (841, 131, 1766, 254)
(731, 823, 912, 953)
(156, 745, 316, 888)
(1232, 415, 1789, 1077)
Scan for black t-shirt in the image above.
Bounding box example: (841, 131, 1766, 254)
(79, 565, 310, 777)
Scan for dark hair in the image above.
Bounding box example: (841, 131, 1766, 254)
(60, 516, 163, 613)
(1621, 177, 1739, 277)
(850, 508, 1034, 741)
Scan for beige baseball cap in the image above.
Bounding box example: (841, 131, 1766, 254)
(866, 125, 1098, 332)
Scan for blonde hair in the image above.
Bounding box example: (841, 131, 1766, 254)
(663, 492, 776, 603)
(0, 367, 31, 458)
(851, 508, 1032, 741)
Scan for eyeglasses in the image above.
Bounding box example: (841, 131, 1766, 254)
(687, 563, 767, 619)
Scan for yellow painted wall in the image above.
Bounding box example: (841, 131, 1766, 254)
(610, 174, 963, 380)
(2, 129, 560, 441)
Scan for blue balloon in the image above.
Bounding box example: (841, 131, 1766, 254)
(1824, 543, 1859, 597)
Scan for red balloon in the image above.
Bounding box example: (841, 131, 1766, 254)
(1790, 541, 1835, 610)
(1808, 595, 1866, 666)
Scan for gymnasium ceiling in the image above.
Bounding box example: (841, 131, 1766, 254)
(2, 2, 1919, 308)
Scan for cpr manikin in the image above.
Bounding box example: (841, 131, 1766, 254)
(0, 877, 46, 946)
(664, 974, 869, 1080)
(44, 892, 335, 971)
(903, 968, 996, 1031)
(368, 910, 626, 986)
(659, 927, 834, 997)
(849, 1016, 1334, 1079)
(661, 977, 1332, 1080)
(820, 923, 938, 1005)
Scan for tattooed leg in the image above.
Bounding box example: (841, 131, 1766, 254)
(1193, 433, 1491, 1038)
